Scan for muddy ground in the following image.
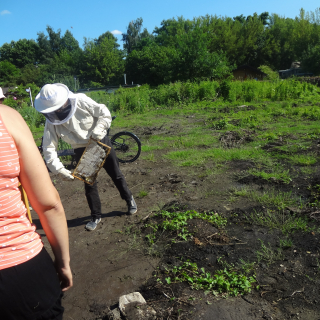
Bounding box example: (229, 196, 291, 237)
(32, 126, 320, 320)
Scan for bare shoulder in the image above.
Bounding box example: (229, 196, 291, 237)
(0, 104, 33, 144)
(0, 104, 22, 118)
(0, 105, 26, 126)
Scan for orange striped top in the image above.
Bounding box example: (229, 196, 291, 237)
(0, 113, 43, 270)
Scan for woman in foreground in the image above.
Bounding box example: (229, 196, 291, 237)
(0, 91, 72, 319)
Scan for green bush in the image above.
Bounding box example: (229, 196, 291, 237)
(19, 106, 45, 129)
(258, 65, 279, 81)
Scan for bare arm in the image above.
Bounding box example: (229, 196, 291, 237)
(0, 105, 72, 291)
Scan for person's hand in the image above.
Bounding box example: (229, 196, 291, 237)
(58, 168, 74, 181)
(91, 123, 106, 141)
(54, 261, 73, 292)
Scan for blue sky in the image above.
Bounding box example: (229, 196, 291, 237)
(0, 0, 319, 48)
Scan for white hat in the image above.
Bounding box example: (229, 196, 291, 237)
(34, 83, 69, 113)
(0, 87, 5, 99)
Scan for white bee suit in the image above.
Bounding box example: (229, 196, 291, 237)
(42, 92, 112, 174)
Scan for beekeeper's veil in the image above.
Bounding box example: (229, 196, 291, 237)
(34, 83, 77, 125)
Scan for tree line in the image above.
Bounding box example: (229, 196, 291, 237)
(1, 8, 320, 90)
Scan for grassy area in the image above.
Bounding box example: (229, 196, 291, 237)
(95, 79, 320, 242)
(32, 79, 320, 237)
(103, 89, 320, 175)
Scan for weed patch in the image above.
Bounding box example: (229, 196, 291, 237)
(256, 240, 283, 265)
(145, 210, 227, 244)
(139, 190, 149, 198)
(163, 260, 256, 297)
(290, 154, 317, 166)
(250, 189, 299, 210)
(246, 209, 311, 234)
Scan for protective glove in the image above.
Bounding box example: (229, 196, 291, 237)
(91, 120, 107, 141)
(58, 168, 74, 181)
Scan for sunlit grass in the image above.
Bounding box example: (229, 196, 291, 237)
(249, 188, 300, 210)
(289, 154, 317, 166)
(248, 167, 292, 184)
(247, 210, 311, 235)
(165, 146, 266, 167)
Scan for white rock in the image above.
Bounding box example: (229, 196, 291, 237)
(119, 292, 146, 313)
(119, 292, 156, 319)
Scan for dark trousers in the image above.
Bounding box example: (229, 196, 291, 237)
(74, 135, 132, 220)
(0, 248, 63, 320)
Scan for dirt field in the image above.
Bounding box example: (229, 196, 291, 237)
(32, 118, 320, 320)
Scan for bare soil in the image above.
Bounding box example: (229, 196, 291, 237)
(32, 128, 320, 320)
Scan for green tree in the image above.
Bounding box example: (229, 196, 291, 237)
(153, 16, 193, 47)
(0, 39, 40, 68)
(36, 31, 54, 63)
(125, 20, 232, 85)
(0, 61, 20, 86)
(37, 26, 81, 63)
(125, 43, 178, 85)
(173, 22, 232, 81)
(19, 64, 42, 85)
(301, 44, 320, 75)
(46, 26, 63, 54)
(61, 30, 81, 53)
(122, 18, 152, 54)
(80, 37, 124, 85)
(94, 31, 119, 48)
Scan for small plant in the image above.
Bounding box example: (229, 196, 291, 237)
(165, 277, 172, 284)
(238, 259, 256, 274)
(138, 190, 149, 198)
(143, 152, 156, 162)
(229, 187, 250, 201)
(212, 119, 228, 130)
(145, 233, 156, 245)
(256, 239, 283, 265)
(307, 184, 320, 207)
(124, 225, 134, 235)
(279, 238, 293, 249)
(262, 132, 278, 141)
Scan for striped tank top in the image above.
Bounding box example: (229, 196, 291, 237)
(0, 113, 43, 270)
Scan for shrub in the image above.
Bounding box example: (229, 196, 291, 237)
(19, 106, 45, 129)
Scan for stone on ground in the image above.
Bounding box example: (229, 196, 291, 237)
(119, 292, 156, 319)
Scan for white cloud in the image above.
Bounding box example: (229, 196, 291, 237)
(1, 10, 11, 15)
(111, 30, 122, 35)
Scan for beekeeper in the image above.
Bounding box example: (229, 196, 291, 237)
(34, 83, 137, 231)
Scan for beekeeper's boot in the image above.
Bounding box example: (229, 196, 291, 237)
(127, 196, 137, 215)
(85, 218, 101, 231)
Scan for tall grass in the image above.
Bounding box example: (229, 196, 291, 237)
(87, 79, 319, 114)
(19, 106, 45, 130)
(229, 79, 316, 102)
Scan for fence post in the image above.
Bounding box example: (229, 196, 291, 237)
(25, 88, 33, 107)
